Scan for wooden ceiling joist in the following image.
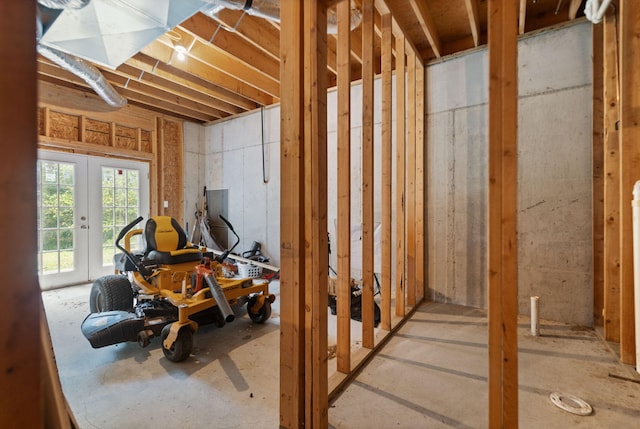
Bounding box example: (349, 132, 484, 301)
(37, 61, 218, 123)
(209, 9, 280, 61)
(519, 0, 527, 34)
(113, 63, 243, 116)
(140, 41, 276, 106)
(127, 54, 258, 112)
(464, 0, 481, 46)
(181, 14, 281, 82)
(408, 0, 442, 58)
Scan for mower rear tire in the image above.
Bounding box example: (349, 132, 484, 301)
(89, 275, 134, 313)
(247, 296, 271, 324)
(161, 325, 193, 362)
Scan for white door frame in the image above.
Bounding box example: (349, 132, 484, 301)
(38, 150, 149, 288)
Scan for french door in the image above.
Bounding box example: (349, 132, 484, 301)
(37, 151, 149, 289)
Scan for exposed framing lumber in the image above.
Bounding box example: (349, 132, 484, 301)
(464, 0, 481, 46)
(406, 48, 417, 308)
(408, 0, 442, 57)
(569, 0, 583, 19)
(180, 13, 280, 79)
(302, 2, 329, 427)
(140, 42, 275, 106)
(415, 56, 426, 302)
(603, 8, 621, 341)
(488, 0, 519, 427)
(593, 14, 605, 328)
(336, 0, 352, 374)
(279, 1, 306, 426)
(210, 9, 281, 61)
(618, 0, 638, 365)
(395, 33, 406, 318)
(361, 0, 376, 349)
(380, 12, 393, 331)
(128, 54, 258, 111)
(0, 1, 41, 427)
(519, 0, 527, 34)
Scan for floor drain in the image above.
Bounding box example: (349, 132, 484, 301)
(549, 392, 593, 416)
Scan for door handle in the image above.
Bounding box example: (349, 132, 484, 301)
(80, 225, 88, 229)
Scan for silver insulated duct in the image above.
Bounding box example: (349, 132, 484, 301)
(202, 0, 362, 34)
(37, 0, 127, 108)
(37, 44, 127, 108)
(37, 0, 90, 9)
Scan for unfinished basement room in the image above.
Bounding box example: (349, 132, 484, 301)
(2, 0, 640, 428)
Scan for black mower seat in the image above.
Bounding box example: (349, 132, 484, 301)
(143, 216, 202, 265)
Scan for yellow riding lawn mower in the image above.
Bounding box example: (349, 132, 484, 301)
(81, 215, 275, 362)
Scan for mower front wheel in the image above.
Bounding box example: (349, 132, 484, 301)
(247, 296, 272, 324)
(161, 325, 193, 362)
(89, 275, 134, 313)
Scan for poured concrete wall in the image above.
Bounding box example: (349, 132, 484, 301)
(192, 21, 593, 325)
(427, 21, 593, 325)
(184, 121, 206, 232)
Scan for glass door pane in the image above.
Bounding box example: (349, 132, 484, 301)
(88, 157, 149, 280)
(37, 152, 88, 288)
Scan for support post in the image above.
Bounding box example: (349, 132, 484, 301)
(488, 0, 519, 427)
(0, 1, 41, 428)
(395, 34, 406, 317)
(380, 12, 393, 331)
(361, 0, 376, 349)
(619, 0, 639, 365)
(603, 7, 621, 342)
(337, 0, 352, 373)
(279, 1, 306, 427)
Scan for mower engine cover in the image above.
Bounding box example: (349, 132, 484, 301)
(81, 311, 144, 348)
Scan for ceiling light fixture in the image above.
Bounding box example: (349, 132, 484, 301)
(174, 44, 187, 61)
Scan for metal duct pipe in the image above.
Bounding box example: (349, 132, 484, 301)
(36, 2, 127, 108)
(37, 0, 90, 9)
(202, 0, 362, 33)
(37, 44, 127, 108)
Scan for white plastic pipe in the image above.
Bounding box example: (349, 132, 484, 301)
(632, 181, 640, 373)
(584, 0, 613, 24)
(531, 296, 539, 336)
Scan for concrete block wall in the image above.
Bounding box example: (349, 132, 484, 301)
(427, 21, 593, 325)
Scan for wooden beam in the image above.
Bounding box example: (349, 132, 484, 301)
(209, 9, 280, 61)
(519, 0, 527, 34)
(361, 0, 376, 349)
(140, 41, 275, 106)
(336, 0, 352, 374)
(181, 13, 281, 79)
(395, 34, 406, 318)
(464, 0, 481, 46)
(172, 28, 280, 97)
(114, 62, 244, 115)
(618, 0, 638, 365)
(488, 0, 519, 427)
(302, 2, 329, 428)
(0, 2, 41, 429)
(415, 55, 426, 302)
(603, 8, 620, 341)
(406, 48, 417, 308)
(593, 13, 605, 328)
(128, 54, 258, 111)
(380, 12, 393, 331)
(569, 0, 583, 19)
(279, 1, 305, 427)
(408, 0, 443, 57)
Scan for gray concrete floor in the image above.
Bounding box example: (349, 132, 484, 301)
(43, 286, 640, 428)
